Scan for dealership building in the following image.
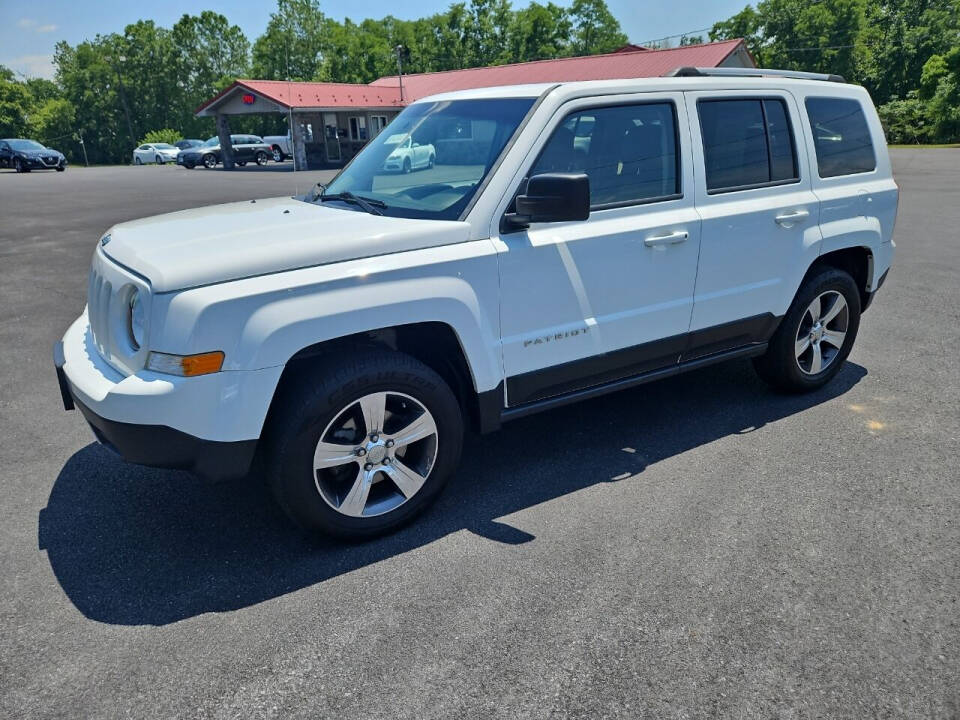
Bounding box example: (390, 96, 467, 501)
(195, 39, 754, 170)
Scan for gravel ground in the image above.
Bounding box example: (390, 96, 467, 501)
(0, 153, 957, 718)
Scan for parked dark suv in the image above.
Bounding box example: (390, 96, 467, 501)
(177, 135, 272, 169)
(1, 138, 67, 172)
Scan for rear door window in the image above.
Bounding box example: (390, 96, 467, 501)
(697, 98, 799, 193)
(804, 97, 876, 178)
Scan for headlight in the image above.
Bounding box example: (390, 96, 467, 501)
(128, 289, 145, 349)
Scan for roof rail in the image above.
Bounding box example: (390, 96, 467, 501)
(664, 66, 846, 83)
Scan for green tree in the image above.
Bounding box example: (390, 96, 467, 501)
(710, 5, 764, 61)
(859, 0, 960, 105)
(502, 2, 571, 62)
(172, 12, 250, 136)
(252, 0, 328, 80)
(877, 92, 934, 143)
(0, 69, 32, 137)
(920, 47, 960, 140)
(568, 0, 628, 56)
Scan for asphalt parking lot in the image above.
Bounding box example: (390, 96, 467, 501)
(1, 154, 958, 718)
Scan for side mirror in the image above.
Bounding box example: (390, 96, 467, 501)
(506, 173, 590, 230)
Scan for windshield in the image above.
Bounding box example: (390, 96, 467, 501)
(203, 137, 219, 147)
(154, 143, 176, 150)
(10, 139, 45, 151)
(316, 98, 535, 221)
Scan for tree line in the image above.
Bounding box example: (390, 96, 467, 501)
(710, 0, 960, 143)
(1, 0, 957, 166)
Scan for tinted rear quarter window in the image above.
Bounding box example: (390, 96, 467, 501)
(698, 98, 798, 192)
(805, 97, 876, 177)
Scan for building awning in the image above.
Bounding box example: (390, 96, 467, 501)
(196, 80, 404, 116)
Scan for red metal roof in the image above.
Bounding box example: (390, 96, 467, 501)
(371, 40, 747, 101)
(196, 40, 747, 114)
(196, 80, 404, 114)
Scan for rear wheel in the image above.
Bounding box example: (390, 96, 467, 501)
(236, 161, 247, 167)
(134, 157, 142, 166)
(266, 350, 463, 539)
(753, 267, 861, 392)
(272, 147, 285, 162)
(428, 153, 435, 168)
(155, 155, 164, 165)
(255, 150, 268, 166)
(203, 154, 217, 169)
(403, 157, 411, 174)
(15, 158, 27, 173)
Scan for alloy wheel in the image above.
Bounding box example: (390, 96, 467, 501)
(312, 391, 438, 518)
(795, 290, 849, 374)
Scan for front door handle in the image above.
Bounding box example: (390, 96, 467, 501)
(774, 209, 810, 227)
(643, 230, 689, 247)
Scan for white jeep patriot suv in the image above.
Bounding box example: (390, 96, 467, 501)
(55, 68, 897, 538)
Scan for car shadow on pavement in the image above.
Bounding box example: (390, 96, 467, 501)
(39, 359, 866, 626)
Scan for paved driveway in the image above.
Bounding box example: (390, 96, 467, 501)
(1, 154, 957, 718)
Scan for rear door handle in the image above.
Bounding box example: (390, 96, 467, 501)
(774, 209, 810, 227)
(643, 230, 689, 247)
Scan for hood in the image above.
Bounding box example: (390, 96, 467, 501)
(21, 148, 59, 157)
(101, 196, 471, 293)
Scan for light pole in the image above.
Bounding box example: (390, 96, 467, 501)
(395, 45, 405, 102)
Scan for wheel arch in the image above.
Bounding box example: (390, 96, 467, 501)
(806, 245, 874, 310)
(262, 321, 496, 438)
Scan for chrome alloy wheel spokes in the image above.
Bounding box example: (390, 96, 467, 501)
(312, 391, 438, 517)
(795, 290, 849, 375)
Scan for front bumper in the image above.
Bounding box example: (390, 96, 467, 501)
(55, 313, 282, 481)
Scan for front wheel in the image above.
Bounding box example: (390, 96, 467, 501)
(15, 158, 27, 173)
(134, 157, 142, 166)
(402, 157, 411, 174)
(272, 147, 284, 162)
(155, 155, 164, 165)
(56, 165, 65, 172)
(255, 150, 268, 166)
(753, 267, 861, 392)
(236, 161, 247, 167)
(266, 350, 463, 539)
(202, 154, 217, 169)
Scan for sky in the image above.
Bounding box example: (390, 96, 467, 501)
(1, 0, 749, 80)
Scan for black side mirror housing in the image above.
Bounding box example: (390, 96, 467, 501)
(505, 173, 590, 231)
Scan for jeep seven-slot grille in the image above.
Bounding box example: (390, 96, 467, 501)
(87, 265, 112, 357)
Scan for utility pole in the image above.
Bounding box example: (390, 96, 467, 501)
(395, 45, 405, 102)
(77, 130, 89, 167)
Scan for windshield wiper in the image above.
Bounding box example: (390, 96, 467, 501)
(318, 191, 386, 216)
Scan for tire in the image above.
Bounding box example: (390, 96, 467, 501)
(184, 162, 195, 169)
(752, 267, 861, 392)
(56, 165, 65, 172)
(428, 153, 435, 169)
(134, 157, 142, 166)
(236, 161, 247, 167)
(255, 150, 268, 166)
(272, 147, 285, 162)
(266, 349, 464, 539)
(203, 154, 217, 169)
(15, 158, 27, 173)
(155, 155, 163, 165)
(403, 157, 411, 174)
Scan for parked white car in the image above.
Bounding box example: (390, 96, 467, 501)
(56, 69, 897, 539)
(382, 134, 435, 172)
(132, 143, 180, 165)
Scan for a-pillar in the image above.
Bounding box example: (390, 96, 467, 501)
(290, 115, 308, 171)
(215, 113, 235, 170)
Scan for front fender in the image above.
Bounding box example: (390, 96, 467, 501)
(150, 241, 503, 395)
